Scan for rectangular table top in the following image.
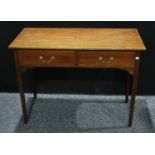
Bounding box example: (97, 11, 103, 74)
(9, 28, 146, 51)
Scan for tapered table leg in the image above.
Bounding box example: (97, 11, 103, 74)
(125, 73, 130, 103)
(128, 56, 140, 127)
(14, 51, 28, 124)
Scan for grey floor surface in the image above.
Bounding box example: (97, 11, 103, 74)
(0, 93, 155, 133)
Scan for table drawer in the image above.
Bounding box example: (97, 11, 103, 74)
(78, 51, 136, 68)
(17, 50, 76, 67)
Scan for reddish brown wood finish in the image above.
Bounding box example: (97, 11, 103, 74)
(14, 51, 28, 123)
(9, 28, 146, 50)
(9, 28, 146, 127)
(128, 57, 140, 126)
(17, 50, 76, 67)
(14, 49, 140, 126)
(78, 51, 136, 68)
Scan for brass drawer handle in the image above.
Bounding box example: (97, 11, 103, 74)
(98, 56, 114, 64)
(39, 56, 55, 63)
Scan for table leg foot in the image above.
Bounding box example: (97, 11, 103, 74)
(23, 115, 28, 124)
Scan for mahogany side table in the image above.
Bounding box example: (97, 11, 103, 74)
(9, 28, 146, 127)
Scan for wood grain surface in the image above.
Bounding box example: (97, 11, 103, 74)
(9, 28, 146, 50)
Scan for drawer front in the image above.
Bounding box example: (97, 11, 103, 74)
(78, 51, 136, 68)
(17, 50, 76, 67)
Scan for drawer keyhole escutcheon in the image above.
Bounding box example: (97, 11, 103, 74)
(39, 56, 55, 63)
(98, 56, 114, 64)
